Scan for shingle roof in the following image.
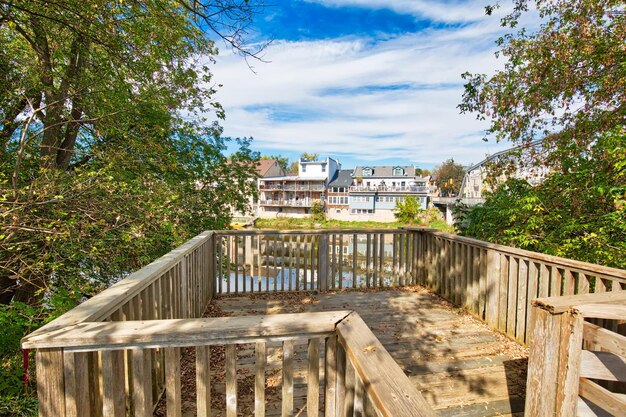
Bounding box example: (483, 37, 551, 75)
(353, 165, 415, 178)
(256, 159, 278, 176)
(328, 169, 354, 187)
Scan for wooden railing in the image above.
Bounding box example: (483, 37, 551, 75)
(407, 228, 626, 345)
(23, 311, 435, 417)
(525, 291, 626, 416)
(22, 227, 626, 416)
(22, 231, 216, 416)
(213, 229, 418, 294)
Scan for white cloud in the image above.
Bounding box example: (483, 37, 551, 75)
(208, 4, 523, 166)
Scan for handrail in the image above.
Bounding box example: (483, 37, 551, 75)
(525, 291, 626, 417)
(336, 312, 437, 417)
(23, 231, 215, 342)
(405, 227, 626, 282)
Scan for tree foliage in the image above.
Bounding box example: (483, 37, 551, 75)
(393, 196, 423, 224)
(432, 159, 465, 196)
(456, 130, 626, 269)
(460, 0, 625, 169)
(0, 0, 263, 403)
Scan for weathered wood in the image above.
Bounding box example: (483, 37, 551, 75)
(335, 342, 347, 417)
(485, 250, 500, 329)
(225, 344, 237, 417)
(196, 346, 211, 417)
(132, 348, 153, 417)
(533, 291, 626, 314)
(343, 359, 356, 417)
(282, 340, 294, 417)
(516, 259, 529, 343)
(319, 235, 329, 292)
(102, 349, 125, 417)
(583, 321, 626, 358)
(325, 335, 337, 417)
(165, 348, 181, 417)
(575, 304, 626, 319)
(580, 350, 626, 382)
(255, 341, 266, 417)
(579, 377, 626, 417)
(24, 311, 351, 350)
(336, 313, 436, 417)
(554, 311, 584, 417)
(524, 307, 561, 416)
(63, 351, 89, 417)
(307, 338, 320, 417)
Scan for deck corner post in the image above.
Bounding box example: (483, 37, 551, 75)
(524, 304, 583, 417)
(207, 233, 216, 302)
(36, 348, 66, 417)
(319, 234, 330, 292)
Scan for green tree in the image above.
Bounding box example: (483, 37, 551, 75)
(393, 196, 423, 224)
(459, 0, 625, 170)
(415, 167, 431, 177)
(300, 152, 319, 161)
(456, 130, 626, 269)
(432, 159, 465, 197)
(0, 1, 263, 408)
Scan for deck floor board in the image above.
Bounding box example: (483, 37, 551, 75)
(164, 287, 528, 417)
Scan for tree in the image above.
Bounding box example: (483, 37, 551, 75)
(393, 196, 423, 224)
(415, 167, 431, 177)
(432, 159, 465, 197)
(455, 129, 626, 269)
(459, 0, 625, 172)
(457, 1, 626, 268)
(300, 152, 319, 161)
(261, 155, 289, 172)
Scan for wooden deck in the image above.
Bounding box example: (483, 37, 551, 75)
(209, 288, 528, 417)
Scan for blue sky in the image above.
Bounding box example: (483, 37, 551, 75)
(211, 0, 521, 169)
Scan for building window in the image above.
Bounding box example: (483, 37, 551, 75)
(393, 167, 404, 176)
(363, 167, 373, 176)
(302, 165, 307, 172)
(322, 164, 326, 172)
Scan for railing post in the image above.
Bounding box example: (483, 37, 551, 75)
(318, 234, 329, 292)
(36, 348, 66, 417)
(525, 303, 583, 416)
(207, 233, 215, 303)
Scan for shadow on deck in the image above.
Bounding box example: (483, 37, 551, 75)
(160, 287, 528, 417)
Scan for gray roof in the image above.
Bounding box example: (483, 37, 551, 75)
(353, 165, 416, 178)
(328, 169, 354, 187)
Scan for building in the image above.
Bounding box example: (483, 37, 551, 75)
(460, 139, 549, 201)
(346, 166, 431, 221)
(258, 157, 340, 218)
(325, 170, 353, 219)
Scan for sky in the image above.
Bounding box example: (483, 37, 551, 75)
(210, 0, 519, 170)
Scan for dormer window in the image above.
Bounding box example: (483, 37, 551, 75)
(393, 167, 404, 176)
(322, 164, 326, 173)
(363, 167, 373, 176)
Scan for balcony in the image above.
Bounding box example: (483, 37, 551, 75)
(23, 228, 626, 417)
(260, 199, 317, 207)
(350, 185, 430, 193)
(260, 184, 326, 192)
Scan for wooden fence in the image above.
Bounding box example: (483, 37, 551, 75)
(525, 291, 626, 416)
(22, 227, 626, 416)
(23, 311, 435, 417)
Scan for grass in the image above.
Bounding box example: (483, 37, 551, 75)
(254, 217, 455, 232)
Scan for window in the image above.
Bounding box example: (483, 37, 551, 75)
(302, 165, 307, 172)
(363, 167, 373, 176)
(351, 209, 374, 214)
(322, 164, 326, 172)
(375, 196, 382, 202)
(393, 167, 404, 176)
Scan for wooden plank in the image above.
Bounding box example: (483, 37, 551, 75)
(343, 360, 356, 417)
(485, 250, 500, 329)
(498, 255, 509, 333)
(555, 312, 584, 417)
(516, 259, 529, 343)
(318, 235, 329, 292)
(354, 375, 365, 417)
(372, 233, 378, 288)
(196, 346, 211, 417)
(331, 234, 336, 290)
(366, 234, 371, 288)
(280, 236, 286, 292)
(225, 344, 237, 417)
(576, 304, 626, 319)
(506, 257, 518, 339)
(579, 377, 626, 417)
(282, 340, 294, 417)
(352, 234, 357, 288)
(335, 342, 346, 417)
(63, 351, 89, 417)
(533, 291, 626, 314)
(24, 310, 351, 350)
(295, 235, 301, 292)
(580, 350, 626, 382)
(255, 341, 266, 417)
(307, 338, 320, 417)
(524, 307, 561, 416)
(132, 348, 153, 417)
(583, 321, 626, 358)
(336, 313, 436, 417)
(538, 263, 550, 298)
(102, 349, 126, 417)
(325, 335, 337, 417)
(339, 234, 344, 289)
(164, 348, 181, 417)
